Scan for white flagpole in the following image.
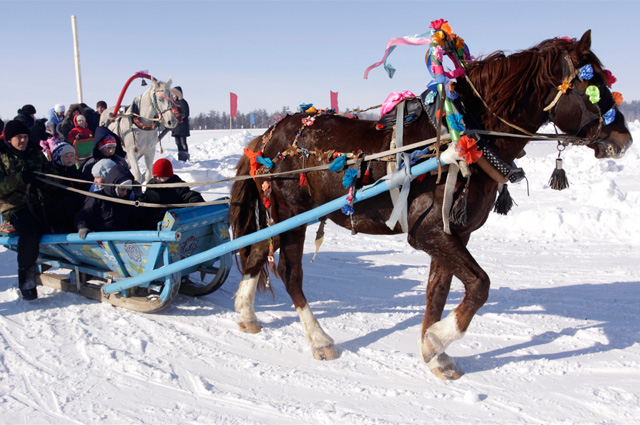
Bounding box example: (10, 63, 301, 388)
(71, 15, 83, 104)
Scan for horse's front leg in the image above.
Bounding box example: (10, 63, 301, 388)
(278, 227, 338, 360)
(411, 232, 490, 380)
(125, 144, 143, 183)
(420, 257, 463, 380)
(143, 148, 155, 184)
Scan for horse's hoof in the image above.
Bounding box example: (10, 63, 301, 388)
(313, 344, 339, 360)
(428, 353, 464, 380)
(238, 321, 262, 334)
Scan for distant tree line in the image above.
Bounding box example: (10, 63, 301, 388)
(618, 101, 640, 122)
(190, 100, 640, 130)
(190, 107, 379, 130)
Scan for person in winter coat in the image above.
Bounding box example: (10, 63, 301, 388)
(75, 164, 143, 238)
(50, 142, 92, 230)
(67, 114, 93, 142)
(13, 104, 36, 129)
(0, 120, 64, 300)
(80, 126, 128, 180)
(40, 121, 60, 159)
(46, 104, 65, 131)
(170, 86, 190, 161)
(57, 103, 101, 143)
(141, 158, 204, 228)
(89, 158, 116, 192)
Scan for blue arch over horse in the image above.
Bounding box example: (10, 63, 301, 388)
(100, 73, 179, 183)
(229, 28, 632, 380)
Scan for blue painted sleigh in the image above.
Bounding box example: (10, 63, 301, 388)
(0, 201, 232, 313)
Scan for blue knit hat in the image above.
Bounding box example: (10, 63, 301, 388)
(51, 142, 76, 166)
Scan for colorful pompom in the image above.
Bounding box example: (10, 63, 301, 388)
(455, 135, 482, 164)
(585, 85, 600, 104)
(341, 204, 354, 215)
(342, 168, 358, 188)
(446, 113, 465, 132)
(603, 108, 616, 125)
(579, 64, 594, 81)
(604, 70, 617, 87)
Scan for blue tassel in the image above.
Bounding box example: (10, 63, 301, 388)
(342, 168, 358, 188)
(329, 154, 347, 172)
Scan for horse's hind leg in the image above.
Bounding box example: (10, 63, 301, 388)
(234, 240, 270, 334)
(278, 227, 338, 360)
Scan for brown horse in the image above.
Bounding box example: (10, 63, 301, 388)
(228, 31, 632, 380)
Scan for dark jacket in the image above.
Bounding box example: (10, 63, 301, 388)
(58, 103, 101, 143)
(74, 164, 141, 232)
(80, 126, 128, 180)
(171, 87, 190, 138)
(141, 174, 204, 228)
(0, 138, 59, 220)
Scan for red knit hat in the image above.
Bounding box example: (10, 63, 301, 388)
(152, 158, 174, 178)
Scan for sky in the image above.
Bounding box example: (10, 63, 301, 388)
(2, 0, 640, 121)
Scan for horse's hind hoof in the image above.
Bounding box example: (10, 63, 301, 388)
(238, 320, 262, 334)
(313, 344, 339, 360)
(428, 353, 464, 380)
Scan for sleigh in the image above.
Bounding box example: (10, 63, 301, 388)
(0, 201, 232, 313)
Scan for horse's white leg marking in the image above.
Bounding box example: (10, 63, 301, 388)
(420, 311, 465, 363)
(295, 305, 338, 360)
(234, 274, 261, 333)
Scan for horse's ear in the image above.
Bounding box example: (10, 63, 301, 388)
(576, 30, 592, 56)
(167, 76, 173, 88)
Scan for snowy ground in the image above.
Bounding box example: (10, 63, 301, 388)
(1, 122, 639, 424)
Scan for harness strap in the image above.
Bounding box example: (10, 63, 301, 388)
(385, 101, 412, 232)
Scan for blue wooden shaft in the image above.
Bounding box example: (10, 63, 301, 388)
(0, 230, 180, 246)
(103, 156, 447, 293)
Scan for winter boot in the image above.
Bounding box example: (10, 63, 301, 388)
(18, 266, 39, 300)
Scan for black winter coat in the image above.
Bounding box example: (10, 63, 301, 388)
(140, 174, 204, 229)
(74, 165, 142, 232)
(171, 98, 190, 138)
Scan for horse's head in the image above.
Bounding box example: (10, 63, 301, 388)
(150, 77, 179, 129)
(545, 31, 632, 159)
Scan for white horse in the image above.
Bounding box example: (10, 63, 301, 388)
(100, 77, 178, 183)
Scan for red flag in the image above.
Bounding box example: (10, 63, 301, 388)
(330, 90, 339, 114)
(230, 92, 238, 117)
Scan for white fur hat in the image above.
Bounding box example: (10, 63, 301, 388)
(54, 104, 65, 113)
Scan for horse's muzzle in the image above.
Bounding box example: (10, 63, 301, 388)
(591, 137, 632, 159)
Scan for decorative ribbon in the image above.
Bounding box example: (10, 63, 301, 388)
(363, 33, 433, 79)
(380, 91, 416, 116)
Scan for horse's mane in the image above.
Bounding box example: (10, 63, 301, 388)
(466, 36, 604, 128)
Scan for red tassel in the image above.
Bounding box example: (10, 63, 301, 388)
(362, 168, 371, 184)
(299, 172, 308, 186)
(262, 196, 271, 209)
(417, 174, 426, 182)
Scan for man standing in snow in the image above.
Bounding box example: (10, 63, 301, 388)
(171, 86, 190, 162)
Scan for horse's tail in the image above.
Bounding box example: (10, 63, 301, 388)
(229, 136, 273, 293)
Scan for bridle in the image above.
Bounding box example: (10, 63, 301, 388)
(132, 87, 179, 131)
(543, 52, 612, 143)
